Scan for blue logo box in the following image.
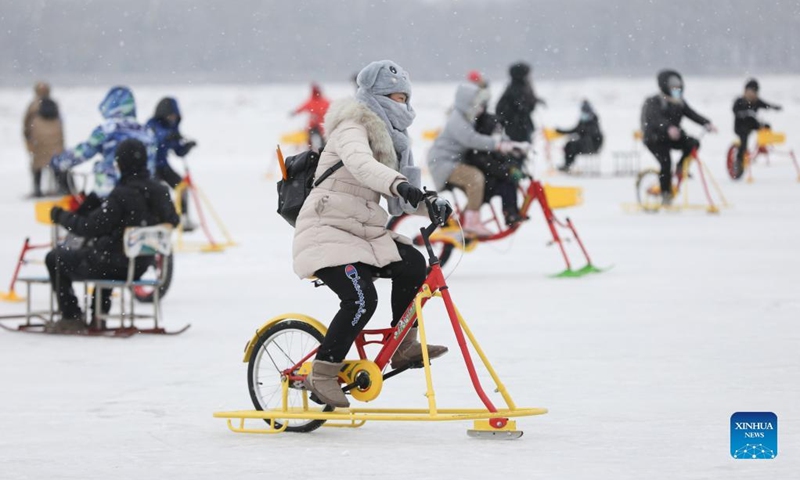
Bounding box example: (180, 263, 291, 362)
(730, 412, 777, 459)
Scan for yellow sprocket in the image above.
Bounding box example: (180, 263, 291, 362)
(339, 360, 383, 402)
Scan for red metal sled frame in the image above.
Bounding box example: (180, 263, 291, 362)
(422, 177, 597, 276)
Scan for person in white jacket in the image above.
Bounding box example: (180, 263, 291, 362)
(293, 60, 448, 408)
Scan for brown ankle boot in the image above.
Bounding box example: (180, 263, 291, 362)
(304, 360, 349, 408)
(391, 327, 448, 370)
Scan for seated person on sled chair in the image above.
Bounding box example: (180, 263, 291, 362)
(427, 83, 529, 236)
(732, 78, 782, 172)
(293, 60, 448, 408)
(641, 70, 716, 206)
(464, 111, 528, 226)
(556, 100, 603, 173)
(45, 139, 180, 333)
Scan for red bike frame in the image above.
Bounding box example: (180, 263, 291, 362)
(444, 177, 595, 274)
(280, 217, 508, 418)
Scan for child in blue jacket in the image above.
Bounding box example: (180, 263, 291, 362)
(146, 97, 197, 231)
(50, 86, 156, 198)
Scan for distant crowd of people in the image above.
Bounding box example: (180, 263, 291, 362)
(19, 64, 783, 333)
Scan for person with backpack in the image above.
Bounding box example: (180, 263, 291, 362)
(293, 60, 448, 408)
(732, 78, 782, 174)
(50, 86, 155, 199)
(641, 70, 716, 205)
(26, 98, 65, 197)
(45, 139, 180, 333)
(556, 100, 603, 173)
(146, 97, 198, 231)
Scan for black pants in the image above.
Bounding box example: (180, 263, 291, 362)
(485, 177, 519, 219)
(45, 246, 127, 319)
(563, 138, 600, 167)
(313, 242, 427, 363)
(155, 164, 187, 215)
(735, 127, 758, 165)
(645, 135, 700, 194)
(32, 169, 43, 197)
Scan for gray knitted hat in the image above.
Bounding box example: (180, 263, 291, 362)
(356, 60, 412, 99)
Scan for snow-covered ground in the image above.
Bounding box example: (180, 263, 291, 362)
(1, 76, 798, 479)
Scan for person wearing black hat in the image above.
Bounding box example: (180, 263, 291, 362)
(732, 79, 782, 173)
(44, 138, 180, 333)
(496, 62, 546, 142)
(146, 97, 198, 231)
(641, 70, 716, 205)
(556, 100, 604, 172)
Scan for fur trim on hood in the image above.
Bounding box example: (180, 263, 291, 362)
(324, 98, 398, 171)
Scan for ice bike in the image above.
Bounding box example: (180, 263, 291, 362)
(214, 195, 547, 437)
(725, 127, 800, 182)
(387, 173, 601, 278)
(635, 141, 728, 214)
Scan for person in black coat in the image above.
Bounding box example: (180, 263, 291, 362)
(495, 62, 545, 142)
(641, 70, 716, 204)
(732, 79, 782, 170)
(45, 138, 180, 333)
(557, 100, 603, 172)
(464, 112, 526, 225)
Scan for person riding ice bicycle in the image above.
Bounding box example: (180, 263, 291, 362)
(146, 97, 198, 231)
(293, 60, 448, 408)
(732, 78, 782, 175)
(641, 70, 716, 205)
(464, 111, 527, 226)
(50, 86, 156, 200)
(290, 83, 330, 152)
(428, 83, 529, 236)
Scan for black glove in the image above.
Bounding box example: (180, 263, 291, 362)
(774, 105, 783, 112)
(396, 182, 424, 208)
(50, 206, 65, 225)
(183, 140, 197, 152)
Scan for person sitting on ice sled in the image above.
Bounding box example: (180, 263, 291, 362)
(45, 139, 180, 333)
(556, 100, 603, 173)
(146, 97, 198, 232)
(641, 70, 716, 206)
(427, 83, 529, 236)
(294, 60, 448, 408)
(463, 109, 527, 226)
(50, 86, 156, 200)
(732, 78, 782, 176)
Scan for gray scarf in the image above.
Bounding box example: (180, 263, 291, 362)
(355, 88, 421, 215)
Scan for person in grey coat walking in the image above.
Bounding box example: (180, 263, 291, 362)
(427, 83, 527, 236)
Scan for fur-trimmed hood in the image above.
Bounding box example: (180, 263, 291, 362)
(324, 98, 398, 171)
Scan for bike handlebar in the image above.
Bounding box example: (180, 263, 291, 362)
(419, 191, 453, 265)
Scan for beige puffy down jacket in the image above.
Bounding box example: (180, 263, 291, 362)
(292, 99, 413, 279)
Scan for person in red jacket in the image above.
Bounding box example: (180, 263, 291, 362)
(291, 83, 330, 151)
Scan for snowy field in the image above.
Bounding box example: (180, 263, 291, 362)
(1, 76, 799, 479)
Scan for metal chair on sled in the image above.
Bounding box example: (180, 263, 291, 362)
(87, 225, 189, 335)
